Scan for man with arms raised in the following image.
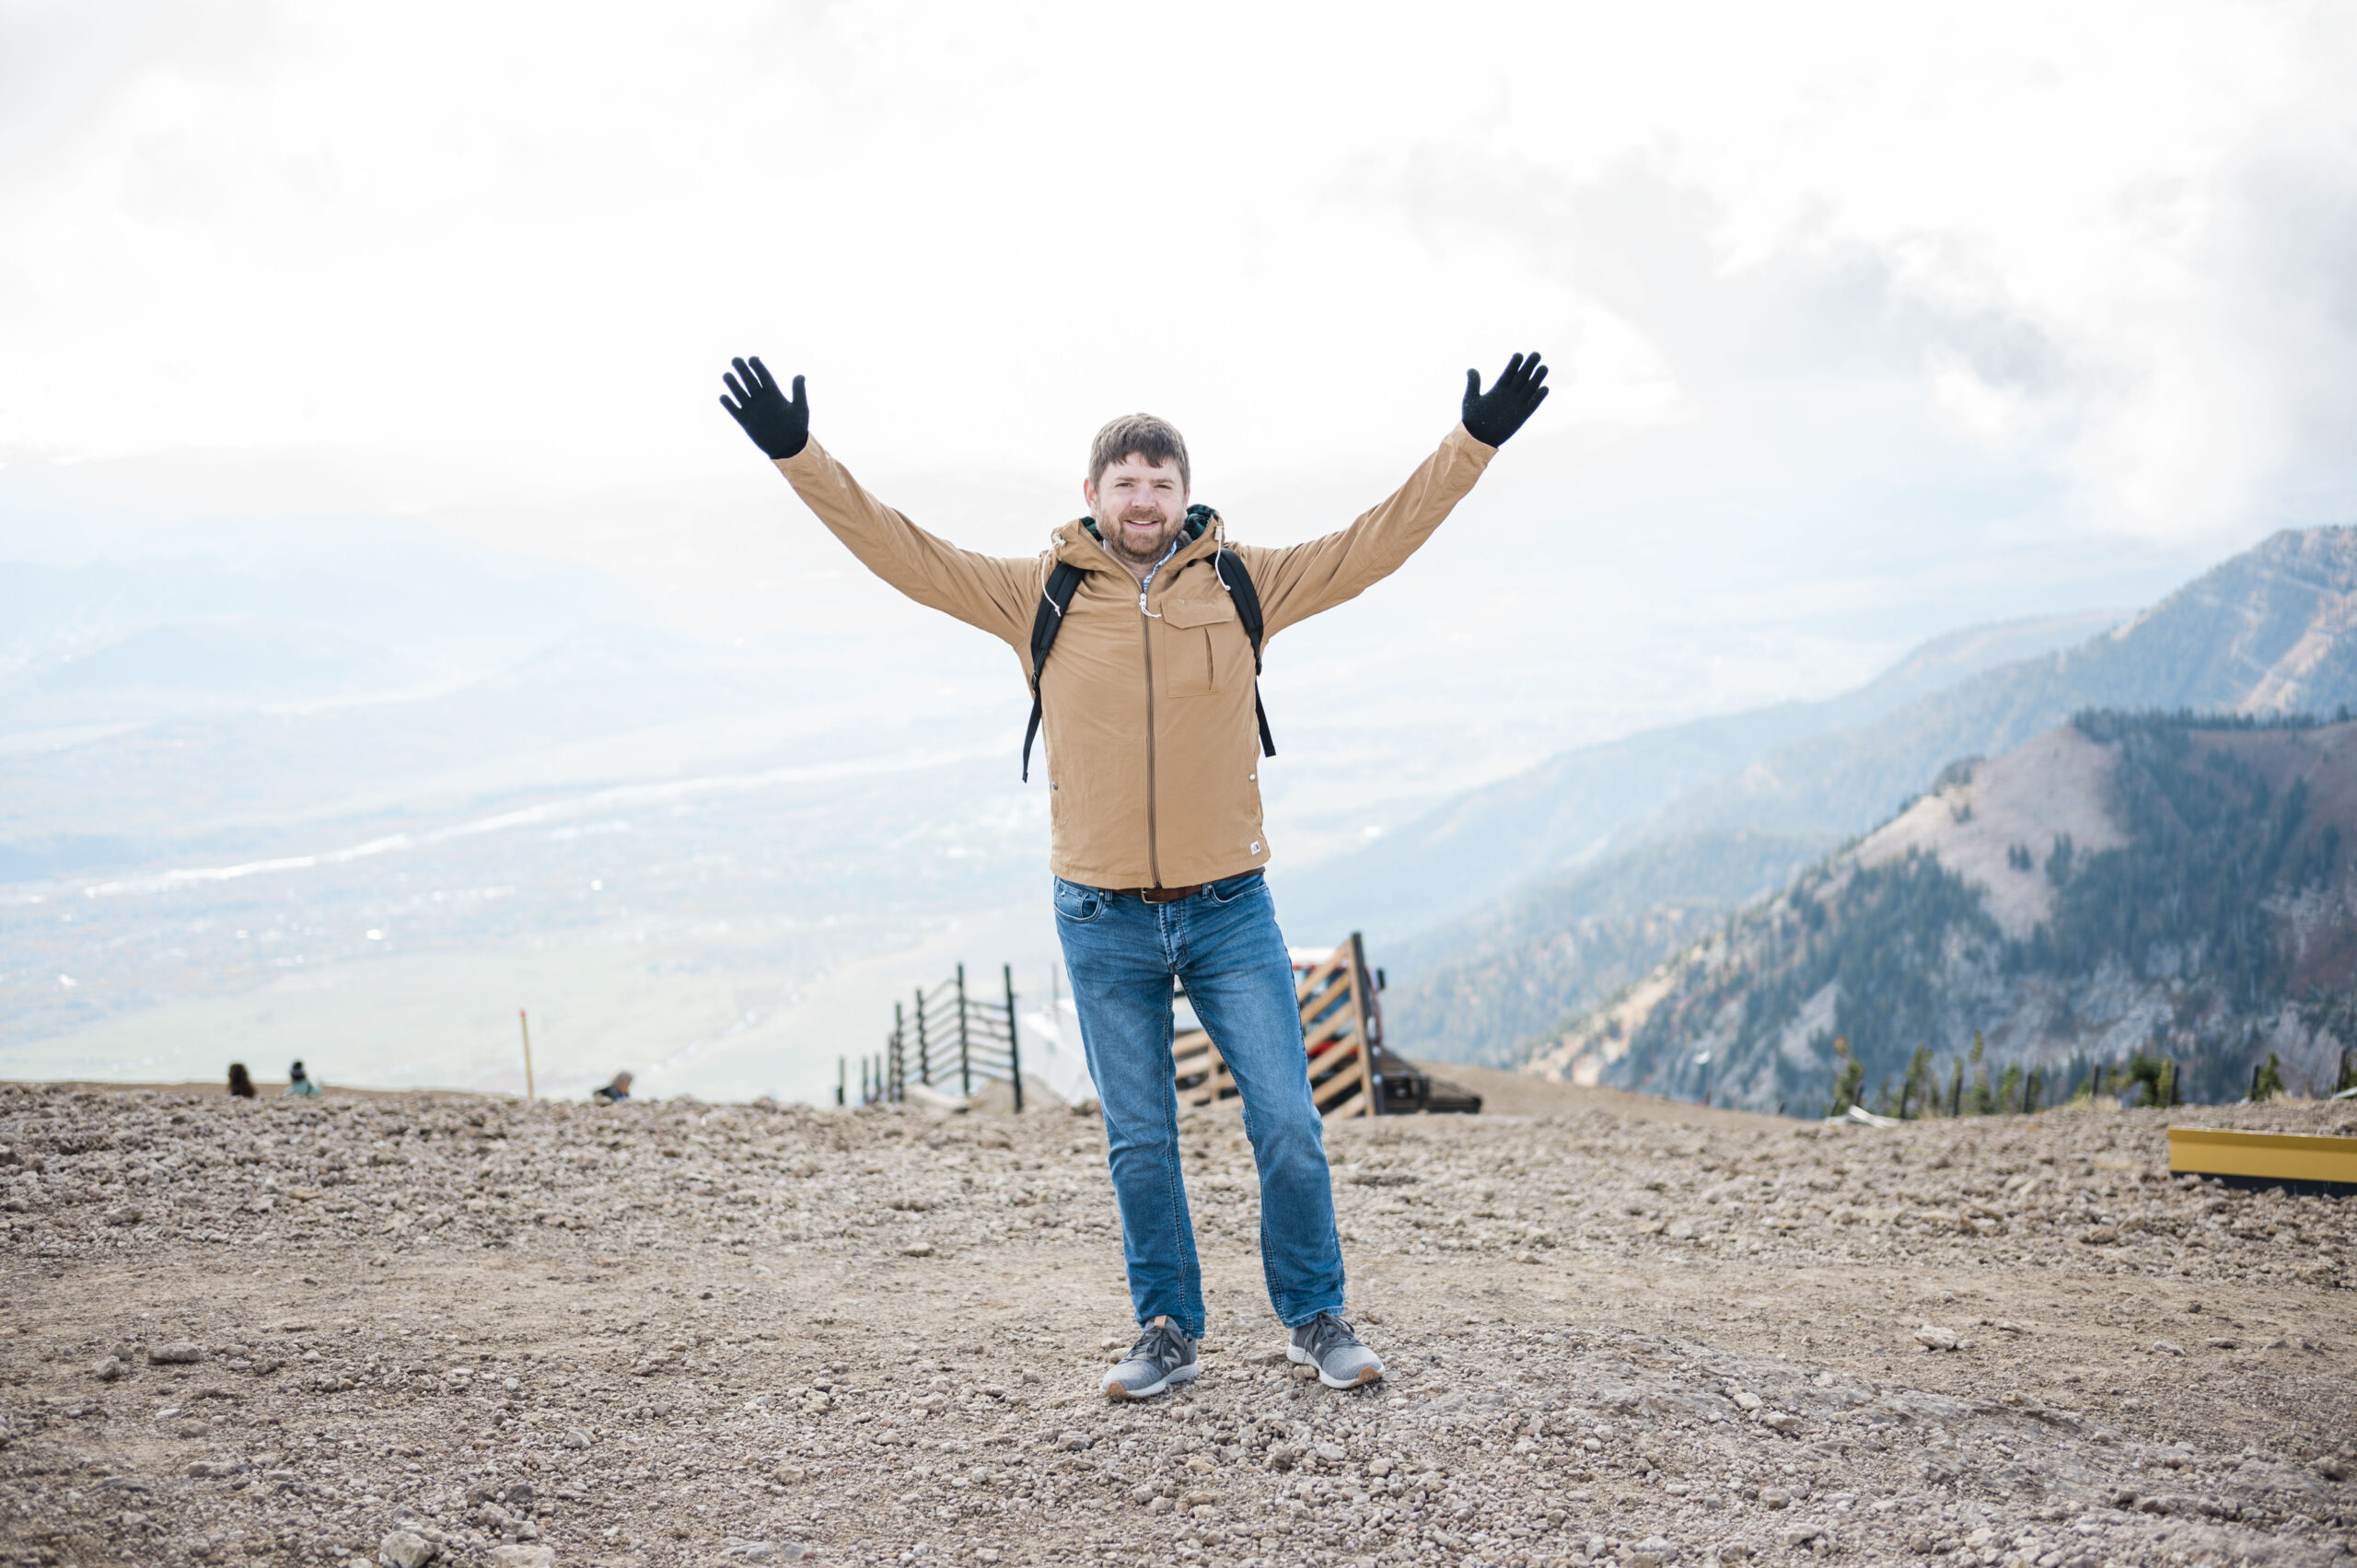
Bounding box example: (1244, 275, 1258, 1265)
(719, 353, 1549, 1396)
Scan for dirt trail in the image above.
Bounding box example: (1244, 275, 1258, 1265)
(2, 1080, 2351, 1568)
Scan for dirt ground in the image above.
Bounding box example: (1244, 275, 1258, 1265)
(2, 1070, 2351, 1568)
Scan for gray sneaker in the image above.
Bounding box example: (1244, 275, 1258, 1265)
(1102, 1316, 1200, 1400)
(1289, 1312, 1384, 1388)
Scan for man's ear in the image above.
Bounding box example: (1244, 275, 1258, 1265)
(1081, 477, 1098, 515)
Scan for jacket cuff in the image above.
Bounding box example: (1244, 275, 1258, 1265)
(1446, 422, 1500, 462)
(773, 436, 829, 480)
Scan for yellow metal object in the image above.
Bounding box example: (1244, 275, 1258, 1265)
(2167, 1126, 2357, 1186)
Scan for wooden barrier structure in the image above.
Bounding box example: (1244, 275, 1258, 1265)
(1173, 932, 1480, 1121)
(2168, 1126, 2357, 1195)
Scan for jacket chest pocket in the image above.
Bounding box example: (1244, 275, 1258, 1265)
(1159, 594, 1238, 700)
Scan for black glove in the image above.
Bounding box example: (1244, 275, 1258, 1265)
(719, 355, 808, 460)
(1461, 352, 1550, 447)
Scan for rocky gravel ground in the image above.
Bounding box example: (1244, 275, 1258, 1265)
(2, 1074, 2352, 1568)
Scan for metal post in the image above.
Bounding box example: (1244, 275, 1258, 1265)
(915, 989, 931, 1088)
(957, 963, 973, 1098)
(518, 1009, 535, 1101)
(861, 1056, 871, 1105)
(837, 1056, 846, 1108)
(893, 1001, 907, 1097)
(1004, 964, 1024, 1113)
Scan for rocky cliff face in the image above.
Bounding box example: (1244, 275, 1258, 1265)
(1528, 714, 2357, 1113)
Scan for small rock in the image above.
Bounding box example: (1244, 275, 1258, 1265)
(1186, 1455, 1215, 1473)
(91, 1356, 123, 1381)
(1759, 1412, 1803, 1434)
(1730, 1388, 1762, 1411)
(1266, 1443, 1304, 1470)
(488, 1550, 554, 1568)
(1780, 1523, 1825, 1548)
(378, 1529, 438, 1568)
(1912, 1324, 1958, 1352)
(1056, 1430, 1091, 1452)
(1759, 1486, 1793, 1509)
(187, 1460, 241, 1478)
(561, 1426, 592, 1448)
(2151, 1339, 2186, 1357)
(1314, 1442, 1346, 1464)
(900, 1242, 935, 1257)
(1715, 1545, 1753, 1563)
(2079, 1225, 2119, 1246)
(2205, 1337, 2238, 1350)
(149, 1342, 206, 1365)
(719, 1543, 776, 1561)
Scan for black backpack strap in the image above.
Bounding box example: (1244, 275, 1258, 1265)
(1214, 546, 1277, 759)
(1022, 560, 1087, 781)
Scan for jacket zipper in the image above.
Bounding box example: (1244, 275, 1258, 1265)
(1140, 595, 1161, 888)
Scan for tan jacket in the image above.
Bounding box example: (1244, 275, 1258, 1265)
(775, 424, 1496, 888)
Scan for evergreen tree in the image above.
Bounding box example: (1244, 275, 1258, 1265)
(2122, 1051, 2170, 1109)
(1898, 1044, 1936, 1119)
(2250, 1052, 2288, 1103)
(1829, 1037, 1867, 1117)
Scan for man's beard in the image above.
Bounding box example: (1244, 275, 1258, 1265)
(1101, 512, 1178, 567)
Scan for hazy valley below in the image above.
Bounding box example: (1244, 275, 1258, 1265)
(12, 517, 2357, 1118)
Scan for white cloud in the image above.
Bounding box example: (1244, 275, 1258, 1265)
(2, 0, 2353, 704)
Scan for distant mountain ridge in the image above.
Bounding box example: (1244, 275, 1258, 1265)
(1282, 608, 2125, 948)
(1631, 528, 2357, 847)
(1527, 712, 2357, 1112)
(1362, 527, 2357, 1068)
(1299, 529, 2357, 968)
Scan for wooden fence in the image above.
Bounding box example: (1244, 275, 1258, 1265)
(1173, 932, 1480, 1121)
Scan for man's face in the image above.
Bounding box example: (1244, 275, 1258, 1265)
(1084, 453, 1190, 568)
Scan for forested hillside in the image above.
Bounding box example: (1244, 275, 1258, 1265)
(1527, 713, 2357, 1112)
(1380, 829, 1833, 1064)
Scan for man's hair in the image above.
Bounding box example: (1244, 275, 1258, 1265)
(1088, 412, 1190, 492)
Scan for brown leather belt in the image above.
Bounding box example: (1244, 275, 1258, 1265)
(1113, 885, 1204, 904)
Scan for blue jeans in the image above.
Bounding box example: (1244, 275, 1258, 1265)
(1052, 871, 1346, 1337)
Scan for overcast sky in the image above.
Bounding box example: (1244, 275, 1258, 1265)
(7, 0, 2357, 742)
